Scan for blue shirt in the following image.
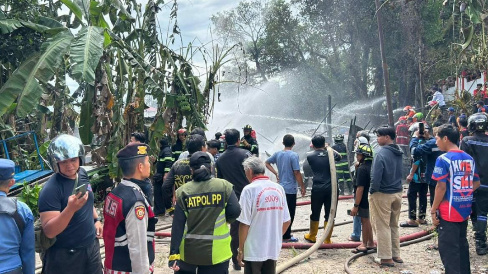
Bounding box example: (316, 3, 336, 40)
(266, 150, 300, 194)
(432, 150, 479, 222)
(0, 191, 35, 274)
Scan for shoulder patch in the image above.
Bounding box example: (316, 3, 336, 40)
(135, 205, 146, 220)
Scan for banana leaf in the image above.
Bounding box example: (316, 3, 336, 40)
(69, 26, 104, 85)
(0, 19, 23, 34)
(0, 31, 74, 117)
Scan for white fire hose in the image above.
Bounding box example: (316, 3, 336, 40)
(277, 146, 338, 273)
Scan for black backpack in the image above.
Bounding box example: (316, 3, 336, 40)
(0, 196, 25, 235)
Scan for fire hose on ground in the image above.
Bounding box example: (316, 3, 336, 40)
(344, 230, 434, 274)
(157, 146, 338, 273)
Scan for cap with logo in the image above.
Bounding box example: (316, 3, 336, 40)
(116, 143, 149, 159)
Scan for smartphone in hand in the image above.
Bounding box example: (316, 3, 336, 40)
(419, 122, 425, 135)
(74, 184, 87, 198)
(347, 209, 352, 216)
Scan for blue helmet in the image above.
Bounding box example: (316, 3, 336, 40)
(448, 107, 455, 112)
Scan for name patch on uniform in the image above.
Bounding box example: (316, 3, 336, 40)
(104, 195, 120, 218)
(135, 205, 146, 220)
(184, 192, 224, 210)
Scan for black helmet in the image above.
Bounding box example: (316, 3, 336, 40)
(243, 124, 252, 130)
(333, 134, 344, 142)
(468, 113, 488, 132)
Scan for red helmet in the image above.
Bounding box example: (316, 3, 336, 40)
(177, 128, 187, 135)
(403, 106, 412, 112)
(428, 100, 438, 107)
(398, 116, 407, 121)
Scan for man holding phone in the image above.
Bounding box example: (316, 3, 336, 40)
(38, 134, 103, 274)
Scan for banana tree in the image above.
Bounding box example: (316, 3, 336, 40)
(0, 0, 232, 179)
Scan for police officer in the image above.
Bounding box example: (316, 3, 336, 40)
(169, 152, 241, 273)
(331, 135, 352, 195)
(240, 125, 259, 156)
(0, 159, 35, 274)
(38, 134, 103, 274)
(103, 142, 158, 273)
(153, 137, 174, 215)
(460, 112, 488, 255)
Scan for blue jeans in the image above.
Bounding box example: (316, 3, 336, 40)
(350, 216, 361, 240)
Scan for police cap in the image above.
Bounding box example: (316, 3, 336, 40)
(0, 159, 15, 180)
(117, 143, 149, 160)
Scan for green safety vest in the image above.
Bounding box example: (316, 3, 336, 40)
(176, 178, 233, 265)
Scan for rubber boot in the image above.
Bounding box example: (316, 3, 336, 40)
(304, 221, 319, 243)
(475, 219, 487, 255)
(324, 221, 334, 244)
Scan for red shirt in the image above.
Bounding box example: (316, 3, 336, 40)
(474, 88, 487, 99)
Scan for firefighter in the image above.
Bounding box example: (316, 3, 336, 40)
(103, 143, 158, 273)
(240, 125, 259, 156)
(168, 152, 241, 273)
(331, 134, 352, 195)
(153, 137, 174, 215)
(172, 129, 187, 162)
(460, 112, 488, 255)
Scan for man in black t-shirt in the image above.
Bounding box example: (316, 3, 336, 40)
(349, 144, 375, 253)
(38, 134, 103, 274)
(304, 135, 341, 244)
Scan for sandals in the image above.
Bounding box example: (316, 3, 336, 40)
(372, 257, 395, 268)
(418, 219, 428, 225)
(352, 246, 376, 254)
(351, 247, 368, 254)
(400, 221, 419, 227)
(393, 257, 404, 263)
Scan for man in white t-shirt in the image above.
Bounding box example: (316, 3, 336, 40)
(237, 157, 291, 273)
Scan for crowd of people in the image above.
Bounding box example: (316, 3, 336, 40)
(0, 107, 487, 274)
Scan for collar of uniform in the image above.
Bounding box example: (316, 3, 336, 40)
(120, 178, 143, 191)
(0, 191, 6, 197)
(252, 175, 269, 182)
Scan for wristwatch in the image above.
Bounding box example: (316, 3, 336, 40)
(353, 204, 359, 208)
(94, 217, 101, 223)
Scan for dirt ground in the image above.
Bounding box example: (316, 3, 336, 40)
(32, 188, 487, 273)
(152, 188, 488, 274)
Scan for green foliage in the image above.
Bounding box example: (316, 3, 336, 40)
(69, 26, 104, 85)
(18, 182, 42, 217)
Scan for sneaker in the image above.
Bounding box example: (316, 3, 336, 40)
(283, 236, 299, 243)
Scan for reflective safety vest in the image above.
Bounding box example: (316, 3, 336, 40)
(176, 178, 233, 265)
(332, 143, 351, 182)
